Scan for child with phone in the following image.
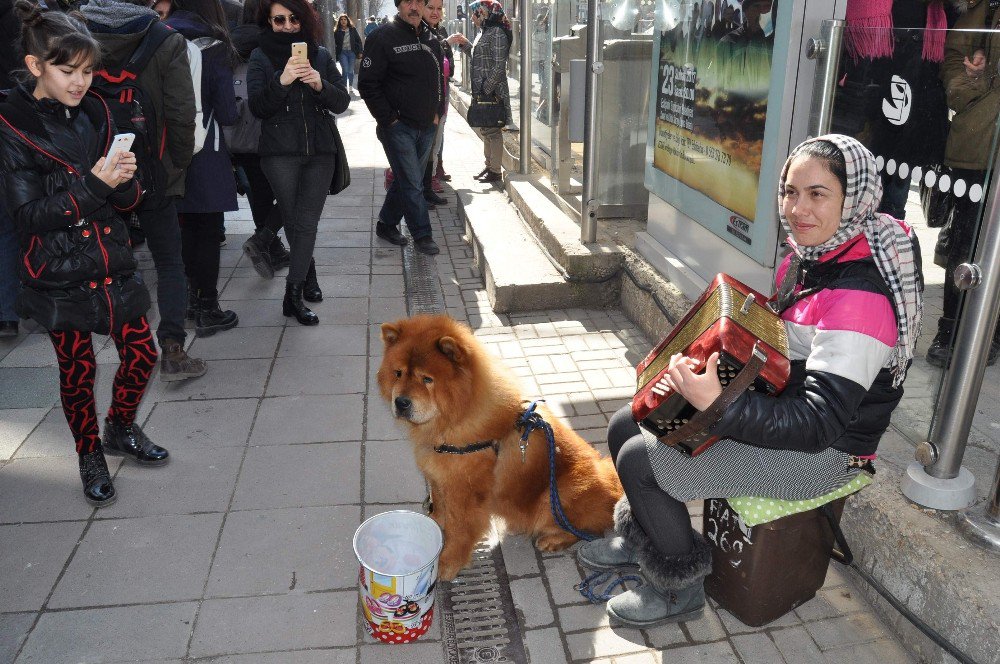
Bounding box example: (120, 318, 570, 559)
(0, 1, 168, 508)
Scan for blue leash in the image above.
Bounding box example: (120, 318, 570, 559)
(575, 569, 644, 603)
(517, 400, 599, 543)
(517, 401, 643, 604)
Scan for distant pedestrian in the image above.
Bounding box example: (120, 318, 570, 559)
(363, 13, 377, 37)
(0, 2, 168, 507)
(247, 0, 350, 325)
(334, 13, 362, 94)
(165, 0, 240, 338)
(422, 0, 451, 204)
(359, 0, 444, 256)
(449, 0, 511, 183)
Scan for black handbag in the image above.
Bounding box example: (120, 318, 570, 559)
(467, 93, 506, 128)
(328, 115, 351, 195)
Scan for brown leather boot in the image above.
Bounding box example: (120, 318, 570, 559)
(160, 339, 207, 382)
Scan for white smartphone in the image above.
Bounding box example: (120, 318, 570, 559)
(104, 133, 135, 165)
(291, 42, 308, 61)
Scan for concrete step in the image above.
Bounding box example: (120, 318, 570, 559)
(455, 185, 618, 313)
(505, 177, 624, 282)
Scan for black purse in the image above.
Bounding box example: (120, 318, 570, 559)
(328, 115, 351, 195)
(467, 93, 506, 128)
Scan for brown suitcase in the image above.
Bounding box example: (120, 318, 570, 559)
(701, 496, 849, 627)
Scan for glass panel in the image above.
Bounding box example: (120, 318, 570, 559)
(531, 1, 554, 154)
(813, 21, 1000, 447)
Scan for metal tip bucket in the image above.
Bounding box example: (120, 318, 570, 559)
(353, 510, 443, 644)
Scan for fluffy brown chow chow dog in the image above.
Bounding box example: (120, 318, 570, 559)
(377, 315, 624, 580)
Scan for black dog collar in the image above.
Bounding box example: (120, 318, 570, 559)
(433, 440, 499, 455)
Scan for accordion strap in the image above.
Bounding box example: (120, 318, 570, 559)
(660, 342, 768, 447)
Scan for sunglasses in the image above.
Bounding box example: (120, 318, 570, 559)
(269, 13, 300, 26)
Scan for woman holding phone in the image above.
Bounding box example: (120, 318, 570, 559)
(0, 1, 167, 507)
(248, 0, 349, 325)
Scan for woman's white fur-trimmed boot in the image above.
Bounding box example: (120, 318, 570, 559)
(605, 527, 713, 628)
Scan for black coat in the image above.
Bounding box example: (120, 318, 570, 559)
(357, 17, 444, 129)
(247, 43, 350, 157)
(334, 26, 363, 59)
(0, 87, 149, 333)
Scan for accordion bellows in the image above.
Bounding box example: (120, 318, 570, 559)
(633, 274, 790, 456)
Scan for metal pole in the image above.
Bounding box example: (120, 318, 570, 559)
(580, 0, 602, 243)
(462, 10, 472, 93)
(960, 457, 1000, 551)
(806, 19, 844, 136)
(519, 0, 532, 175)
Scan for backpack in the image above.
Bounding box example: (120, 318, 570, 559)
(186, 37, 222, 154)
(91, 22, 174, 202)
(222, 59, 260, 154)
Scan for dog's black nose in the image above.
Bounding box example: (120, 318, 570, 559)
(394, 396, 412, 415)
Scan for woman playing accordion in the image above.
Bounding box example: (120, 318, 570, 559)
(578, 135, 924, 627)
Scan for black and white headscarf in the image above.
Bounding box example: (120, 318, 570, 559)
(778, 134, 923, 387)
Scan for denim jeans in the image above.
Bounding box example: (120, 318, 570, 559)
(339, 51, 357, 88)
(0, 202, 20, 323)
(137, 197, 187, 345)
(261, 154, 337, 283)
(377, 121, 436, 241)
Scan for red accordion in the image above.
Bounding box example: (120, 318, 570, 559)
(633, 274, 790, 457)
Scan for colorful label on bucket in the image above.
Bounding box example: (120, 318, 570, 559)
(359, 563, 438, 643)
(364, 605, 434, 643)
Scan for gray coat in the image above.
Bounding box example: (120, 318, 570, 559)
(465, 25, 511, 125)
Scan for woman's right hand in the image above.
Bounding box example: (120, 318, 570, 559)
(447, 33, 469, 46)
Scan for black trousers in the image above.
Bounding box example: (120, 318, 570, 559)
(137, 196, 187, 345)
(179, 212, 223, 300)
(234, 154, 283, 235)
(608, 406, 694, 557)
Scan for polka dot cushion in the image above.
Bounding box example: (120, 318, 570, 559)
(728, 473, 872, 527)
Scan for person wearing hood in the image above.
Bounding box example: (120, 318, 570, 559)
(163, 0, 240, 337)
(578, 136, 923, 628)
(80, 0, 207, 380)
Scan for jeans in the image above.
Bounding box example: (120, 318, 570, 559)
(179, 212, 223, 300)
(339, 51, 357, 88)
(233, 154, 283, 235)
(261, 154, 337, 283)
(377, 121, 436, 241)
(137, 197, 187, 345)
(0, 202, 20, 323)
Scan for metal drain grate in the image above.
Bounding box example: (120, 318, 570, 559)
(401, 229, 445, 315)
(439, 542, 530, 664)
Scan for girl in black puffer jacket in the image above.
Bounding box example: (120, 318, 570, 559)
(247, 0, 349, 326)
(0, 2, 168, 508)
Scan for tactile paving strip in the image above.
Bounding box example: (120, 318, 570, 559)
(401, 230, 445, 316)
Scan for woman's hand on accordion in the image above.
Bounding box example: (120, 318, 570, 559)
(663, 352, 724, 412)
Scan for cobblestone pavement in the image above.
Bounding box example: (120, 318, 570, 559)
(0, 97, 917, 662)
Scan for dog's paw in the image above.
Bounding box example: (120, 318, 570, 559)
(437, 560, 463, 581)
(534, 531, 578, 552)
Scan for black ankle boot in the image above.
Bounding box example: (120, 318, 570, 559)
(243, 228, 276, 278)
(283, 282, 319, 325)
(269, 237, 291, 270)
(103, 417, 170, 465)
(185, 283, 199, 320)
(195, 297, 239, 337)
(926, 317, 957, 368)
(303, 260, 323, 303)
(78, 448, 116, 507)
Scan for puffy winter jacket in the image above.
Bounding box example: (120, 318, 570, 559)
(247, 45, 350, 157)
(709, 235, 904, 457)
(0, 86, 149, 333)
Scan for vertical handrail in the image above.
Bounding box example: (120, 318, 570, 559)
(462, 11, 472, 93)
(926, 150, 1000, 480)
(807, 19, 845, 136)
(519, 0, 531, 174)
(580, 0, 602, 243)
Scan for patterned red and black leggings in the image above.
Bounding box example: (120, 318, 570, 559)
(49, 317, 158, 455)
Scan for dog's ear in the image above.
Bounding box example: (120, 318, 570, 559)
(437, 336, 465, 364)
(381, 323, 401, 346)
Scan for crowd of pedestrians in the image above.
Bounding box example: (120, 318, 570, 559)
(0, 0, 494, 506)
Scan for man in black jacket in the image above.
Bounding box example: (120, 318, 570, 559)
(358, 0, 444, 256)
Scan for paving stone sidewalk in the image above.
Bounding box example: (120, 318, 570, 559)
(0, 96, 916, 663)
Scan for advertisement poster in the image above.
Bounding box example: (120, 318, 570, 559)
(651, 0, 777, 231)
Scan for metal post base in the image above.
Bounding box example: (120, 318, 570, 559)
(959, 507, 1000, 551)
(901, 462, 977, 511)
